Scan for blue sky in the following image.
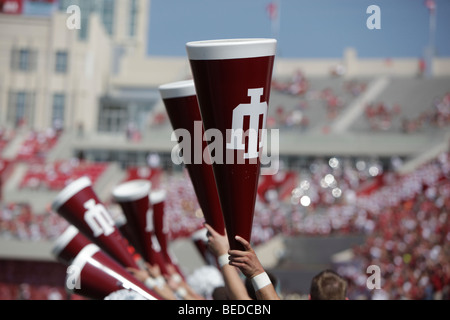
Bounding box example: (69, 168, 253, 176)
(147, 0, 450, 58)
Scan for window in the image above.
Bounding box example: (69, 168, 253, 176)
(19, 49, 30, 70)
(16, 92, 26, 122)
(101, 0, 115, 36)
(10, 48, 37, 72)
(52, 94, 66, 127)
(55, 51, 68, 73)
(7, 91, 35, 127)
(129, 0, 138, 37)
(98, 102, 128, 133)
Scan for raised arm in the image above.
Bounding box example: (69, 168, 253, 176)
(228, 236, 280, 300)
(126, 262, 177, 300)
(204, 223, 251, 300)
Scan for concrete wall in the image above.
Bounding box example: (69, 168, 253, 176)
(118, 47, 450, 88)
(0, 13, 111, 132)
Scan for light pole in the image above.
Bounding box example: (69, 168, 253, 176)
(425, 0, 437, 78)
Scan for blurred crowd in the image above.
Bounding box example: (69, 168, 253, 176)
(16, 128, 60, 163)
(271, 69, 450, 135)
(0, 282, 67, 300)
(19, 160, 109, 190)
(364, 102, 402, 131)
(0, 77, 449, 299)
(0, 155, 387, 243)
(363, 92, 450, 133)
(1, 152, 448, 299)
(269, 69, 367, 131)
(335, 152, 450, 300)
(0, 203, 68, 241)
(401, 92, 450, 133)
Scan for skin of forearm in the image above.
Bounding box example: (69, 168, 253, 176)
(222, 264, 251, 300)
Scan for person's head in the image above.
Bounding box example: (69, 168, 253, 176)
(309, 269, 348, 300)
(212, 286, 229, 300)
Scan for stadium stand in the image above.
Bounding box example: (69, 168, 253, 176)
(19, 160, 109, 190)
(15, 129, 60, 163)
(350, 78, 450, 133)
(2, 0, 449, 301)
(0, 73, 449, 300)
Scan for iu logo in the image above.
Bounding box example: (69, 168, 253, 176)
(83, 199, 115, 237)
(227, 88, 268, 159)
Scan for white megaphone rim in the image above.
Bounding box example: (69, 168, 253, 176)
(149, 189, 167, 204)
(112, 179, 151, 202)
(70, 243, 100, 272)
(51, 176, 92, 212)
(68, 243, 159, 300)
(159, 80, 196, 100)
(186, 38, 277, 60)
(51, 225, 81, 259)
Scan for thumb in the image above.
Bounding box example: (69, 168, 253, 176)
(204, 223, 218, 237)
(235, 235, 252, 252)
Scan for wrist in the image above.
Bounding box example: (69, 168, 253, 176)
(144, 277, 156, 289)
(251, 272, 272, 291)
(145, 276, 165, 289)
(176, 287, 187, 299)
(217, 253, 229, 268)
(171, 273, 182, 284)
